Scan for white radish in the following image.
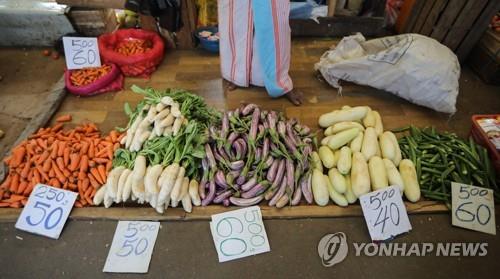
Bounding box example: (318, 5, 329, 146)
(161, 96, 174, 106)
(383, 158, 405, 193)
(155, 102, 166, 112)
(171, 198, 179, 208)
(172, 116, 183, 136)
(344, 175, 357, 204)
(103, 190, 114, 208)
(325, 174, 348, 207)
(351, 152, 370, 197)
(318, 146, 335, 169)
(169, 166, 186, 203)
(400, 159, 420, 202)
(171, 103, 182, 118)
(157, 163, 180, 207)
(144, 164, 163, 206)
(154, 107, 170, 121)
(312, 169, 329, 206)
(106, 166, 125, 199)
(131, 155, 147, 202)
(188, 179, 201, 206)
(122, 170, 134, 202)
(125, 115, 142, 148)
(368, 156, 388, 190)
(337, 146, 352, 175)
(115, 169, 132, 203)
(327, 128, 359, 150)
(328, 168, 347, 194)
(350, 131, 363, 152)
(162, 126, 173, 137)
(146, 106, 157, 123)
(120, 135, 127, 145)
(181, 194, 192, 213)
(318, 106, 368, 127)
(361, 127, 378, 161)
(93, 185, 107, 205)
(380, 131, 396, 161)
(180, 177, 191, 212)
(373, 110, 384, 135)
(159, 114, 175, 128)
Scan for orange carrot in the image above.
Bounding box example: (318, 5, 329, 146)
(20, 162, 31, 178)
(88, 174, 100, 188)
(23, 182, 35, 196)
(10, 173, 20, 193)
(36, 150, 50, 165)
(82, 178, 90, 192)
(93, 158, 108, 164)
(80, 155, 89, 173)
(36, 138, 47, 150)
(106, 160, 113, 172)
(80, 141, 89, 155)
(53, 164, 66, 184)
(17, 181, 28, 195)
(51, 123, 64, 132)
(97, 165, 107, 182)
(78, 171, 86, 180)
(3, 194, 25, 203)
(57, 141, 65, 157)
(90, 168, 103, 184)
(63, 147, 70, 166)
(56, 157, 65, 172)
(9, 202, 21, 208)
(10, 146, 26, 167)
(62, 167, 71, 178)
(69, 153, 80, 171)
(56, 114, 72, 122)
(48, 167, 55, 179)
(35, 165, 50, 181)
(50, 140, 59, 159)
(42, 159, 52, 173)
(110, 130, 118, 143)
(0, 202, 9, 207)
(113, 142, 121, 152)
(74, 201, 83, 208)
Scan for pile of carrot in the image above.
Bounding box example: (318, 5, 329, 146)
(70, 64, 113, 87)
(115, 39, 152, 56)
(0, 119, 123, 208)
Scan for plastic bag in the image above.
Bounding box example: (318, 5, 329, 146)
(315, 33, 460, 114)
(98, 29, 164, 78)
(65, 63, 124, 96)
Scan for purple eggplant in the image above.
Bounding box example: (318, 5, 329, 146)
(285, 159, 295, 192)
(223, 198, 230, 207)
(276, 195, 289, 208)
(266, 159, 280, 182)
(269, 177, 287, 206)
(291, 184, 302, 206)
(286, 121, 298, 146)
(215, 170, 229, 188)
(199, 176, 207, 200)
(230, 160, 245, 170)
(242, 103, 258, 115)
(277, 121, 286, 135)
(254, 147, 262, 163)
(235, 138, 247, 156)
(230, 195, 264, 206)
(241, 183, 267, 198)
(221, 113, 229, 139)
(273, 159, 286, 186)
(236, 174, 246, 185)
(225, 132, 239, 154)
(301, 173, 313, 204)
(267, 111, 277, 130)
(300, 125, 311, 136)
(205, 144, 216, 169)
(232, 140, 243, 160)
(202, 157, 209, 172)
(262, 138, 270, 160)
(213, 151, 227, 166)
(249, 108, 260, 141)
(264, 156, 274, 169)
(217, 145, 230, 161)
(240, 177, 258, 191)
(303, 137, 312, 144)
(201, 181, 216, 206)
(214, 190, 233, 203)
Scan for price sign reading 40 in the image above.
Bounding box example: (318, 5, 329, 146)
(210, 206, 270, 262)
(452, 182, 496, 235)
(360, 186, 412, 241)
(15, 184, 77, 239)
(62, 37, 101, 70)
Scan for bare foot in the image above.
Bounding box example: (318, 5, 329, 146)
(285, 89, 303, 106)
(224, 79, 238, 91)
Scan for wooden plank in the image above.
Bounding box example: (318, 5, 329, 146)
(57, 0, 125, 9)
(419, 0, 448, 36)
(441, 0, 489, 51)
(0, 201, 451, 222)
(0, 76, 66, 182)
(430, 0, 467, 42)
(176, 0, 197, 49)
(412, 0, 435, 33)
(401, 0, 426, 33)
(456, 0, 500, 61)
(291, 17, 388, 37)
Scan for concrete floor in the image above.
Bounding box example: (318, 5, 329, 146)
(0, 42, 499, 278)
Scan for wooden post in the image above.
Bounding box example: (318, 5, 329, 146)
(328, 0, 337, 17)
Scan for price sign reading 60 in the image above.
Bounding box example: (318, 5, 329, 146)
(62, 37, 101, 70)
(15, 184, 77, 239)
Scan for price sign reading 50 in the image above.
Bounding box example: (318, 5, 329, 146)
(62, 37, 101, 70)
(15, 184, 77, 239)
(360, 186, 412, 241)
(210, 206, 271, 262)
(103, 221, 160, 273)
(452, 182, 496, 235)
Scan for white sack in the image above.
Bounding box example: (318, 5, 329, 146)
(315, 33, 460, 114)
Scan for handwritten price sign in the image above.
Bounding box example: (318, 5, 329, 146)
(103, 221, 160, 273)
(210, 206, 270, 262)
(15, 184, 77, 239)
(62, 37, 101, 70)
(360, 186, 412, 241)
(452, 182, 496, 235)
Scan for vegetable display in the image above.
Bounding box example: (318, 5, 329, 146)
(312, 106, 419, 206)
(394, 126, 499, 205)
(70, 64, 113, 87)
(94, 86, 219, 213)
(200, 104, 315, 207)
(0, 120, 122, 208)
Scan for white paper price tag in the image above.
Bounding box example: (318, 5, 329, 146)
(62, 37, 101, 70)
(452, 182, 496, 235)
(360, 186, 412, 241)
(15, 184, 77, 239)
(103, 221, 160, 273)
(210, 206, 270, 262)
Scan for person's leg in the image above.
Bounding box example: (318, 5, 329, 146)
(251, 0, 302, 105)
(218, 0, 253, 89)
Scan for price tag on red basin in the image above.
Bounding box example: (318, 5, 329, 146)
(360, 186, 412, 241)
(452, 182, 496, 235)
(62, 37, 101, 70)
(210, 206, 270, 262)
(15, 184, 77, 239)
